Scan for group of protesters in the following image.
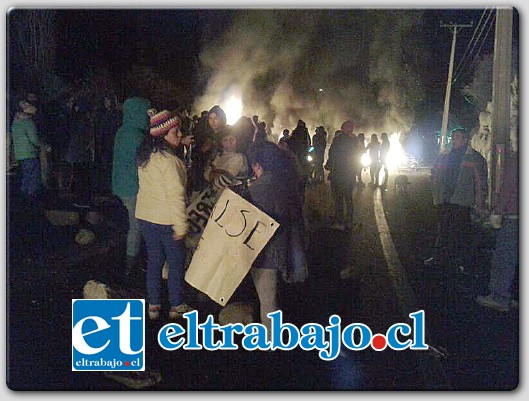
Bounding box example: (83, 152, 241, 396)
(9, 87, 518, 332)
(106, 96, 317, 331)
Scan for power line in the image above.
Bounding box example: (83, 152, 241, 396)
(452, 8, 489, 82)
(468, 13, 495, 69)
(452, 8, 495, 84)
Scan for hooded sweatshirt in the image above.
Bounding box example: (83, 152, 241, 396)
(111, 97, 151, 198)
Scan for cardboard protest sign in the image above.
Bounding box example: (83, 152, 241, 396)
(185, 188, 279, 306)
(186, 186, 219, 239)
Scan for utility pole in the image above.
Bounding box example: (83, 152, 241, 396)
(439, 22, 473, 154)
(490, 7, 513, 207)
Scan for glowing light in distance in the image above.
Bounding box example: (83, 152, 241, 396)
(385, 132, 407, 172)
(361, 153, 371, 167)
(224, 95, 242, 125)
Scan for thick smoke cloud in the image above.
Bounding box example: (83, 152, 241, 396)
(193, 9, 428, 138)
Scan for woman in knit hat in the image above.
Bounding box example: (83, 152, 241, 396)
(135, 109, 194, 321)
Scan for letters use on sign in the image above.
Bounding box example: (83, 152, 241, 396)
(185, 188, 279, 306)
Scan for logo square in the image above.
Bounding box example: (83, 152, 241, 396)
(72, 299, 145, 371)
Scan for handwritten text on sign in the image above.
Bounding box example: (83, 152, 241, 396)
(185, 189, 279, 306)
(187, 186, 219, 236)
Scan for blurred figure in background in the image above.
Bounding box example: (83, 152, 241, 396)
(325, 120, 358, 231)
(112, 96, 152, 278)
(10, 100, 51, 200)
(477, 150, 518, 312)
(366, 133, 381, 187)
(312, 126, 327, 183)
(379, 132, 391, 190)
(355, 132, 366, 186)
(95, 94, 122, 192)
(427, 128, 488, 270)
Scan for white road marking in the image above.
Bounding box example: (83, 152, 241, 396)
(373, 188, 417, 316)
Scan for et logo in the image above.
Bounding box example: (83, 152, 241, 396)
(72, 299, 145, 371)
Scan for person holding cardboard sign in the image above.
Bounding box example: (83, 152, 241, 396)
(246, 141, 306, 340)
(203, 128, 249, 191)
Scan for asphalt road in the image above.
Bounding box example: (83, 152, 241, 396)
(6, 169, 518, 390)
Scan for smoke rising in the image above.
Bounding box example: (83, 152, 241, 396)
(193, 9, 428, 139)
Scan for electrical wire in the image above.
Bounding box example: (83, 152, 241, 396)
(452, 8, 488, 82)
(452, 8, 496, 84)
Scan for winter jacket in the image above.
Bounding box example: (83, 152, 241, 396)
(248, 171, 290, 271)
(203, 151, 249, 186)
(10, 113, 42, 161)
(135, 151, 188, 237)
(431, 145, 488, 209)
(95, 107, 122, 165)
(287, 125, 311, 164)
(326, 132, 357, 182)
(312, 132, 327, 162)
(111, 97, 151, 198)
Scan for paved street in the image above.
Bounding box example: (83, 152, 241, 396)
(6, 170, 519, 390)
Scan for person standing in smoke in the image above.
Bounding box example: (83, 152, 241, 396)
(355, 133, 366, 186)
(287, 119, 312, 190)
(287, 119, 311, 167)
(379, 132, 391, 190)
(366, 133, 381, 187)
(325, 120, 358, 231)
(278, 129, 290, 145)
(312, 126, 327, 183)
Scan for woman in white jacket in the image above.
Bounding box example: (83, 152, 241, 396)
(135, 109, 193, 321)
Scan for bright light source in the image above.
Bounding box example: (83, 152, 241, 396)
(307, 155, 313, 162)
(319, 88, 324, 92)
(223, 95, 242, 125)
(385, 132, 406, 172)
(378, 167, 386, 184)
(361, 153, 370, 167)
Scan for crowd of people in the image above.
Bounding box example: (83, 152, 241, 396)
(8, 88, 517, 329)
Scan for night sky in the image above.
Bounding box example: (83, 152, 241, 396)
(7, 8, 518, 139)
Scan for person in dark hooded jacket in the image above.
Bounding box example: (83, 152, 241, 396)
(112, 96, 151, 276)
